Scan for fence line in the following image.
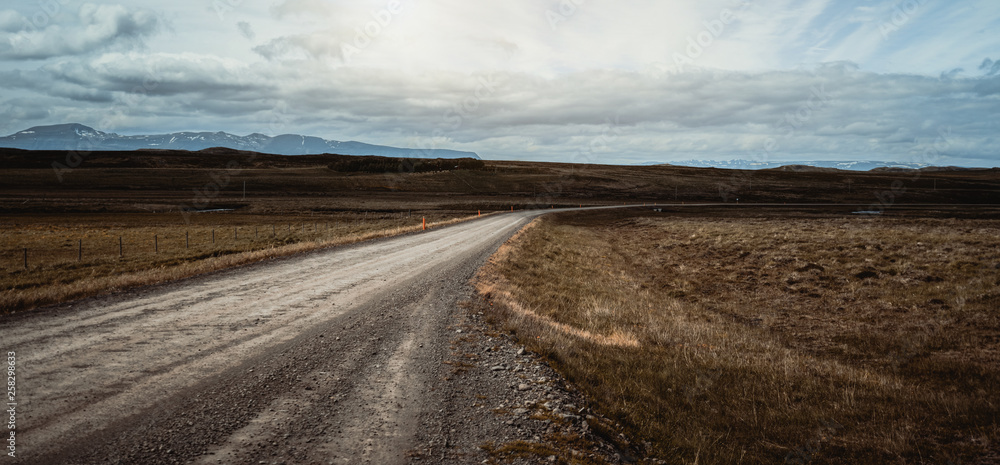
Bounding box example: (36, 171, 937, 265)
(6, 214, 466, 271)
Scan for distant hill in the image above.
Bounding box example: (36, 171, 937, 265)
(654, 159, 938, 171)
(0, 123, 480, 159)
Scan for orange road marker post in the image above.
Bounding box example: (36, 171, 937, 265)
(478, 210, 481, 217)
(422, 217, 426, 230)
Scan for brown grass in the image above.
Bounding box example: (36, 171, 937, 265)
(1, 212, 482, 314)
(476, 209, 1000, 465)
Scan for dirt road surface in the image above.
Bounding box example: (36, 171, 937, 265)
(1, 211, 639, 465)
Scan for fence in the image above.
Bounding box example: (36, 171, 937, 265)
(2, 209, 514, 273)
(3, 214, 419, 272)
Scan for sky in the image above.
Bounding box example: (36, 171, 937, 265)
(0, 0, 998, 166)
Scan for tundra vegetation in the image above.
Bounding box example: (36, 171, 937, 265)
(477, 207, 1000, 464)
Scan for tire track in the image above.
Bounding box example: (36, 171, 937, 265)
(0, 212, 537, 464)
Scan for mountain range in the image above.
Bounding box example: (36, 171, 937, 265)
(644, 159, 950, 171)
(0, 124, 480, 159)
(3, 124, 984, 172)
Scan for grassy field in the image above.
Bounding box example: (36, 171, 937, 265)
(3, 149, 998, 317)
(476, 207, 1000, 464)
(0, 210, 478, 313)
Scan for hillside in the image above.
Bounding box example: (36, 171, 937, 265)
(1, 148, 998, 217)
(0, 124, 480, 159)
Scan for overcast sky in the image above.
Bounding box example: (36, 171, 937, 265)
(1, 0, 998, 166)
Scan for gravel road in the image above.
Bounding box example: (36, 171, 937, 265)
(1, 210, 640, 465)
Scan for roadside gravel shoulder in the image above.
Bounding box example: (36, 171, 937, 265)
(413, 284, 659, 464)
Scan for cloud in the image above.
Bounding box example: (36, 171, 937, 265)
(0, 98, 50, 134)
(270, 0, 337, 19)
(980, 58, 1000, 76)
(0, 52, 270, 112)
(940, 68, 964, 80)
(254, 30, 349, 61)
(7, 49, 996, 165)
(1, 0, 998, 167)
(237, 21, 255, 40)
(0, 3, 160, 60)
(0, 10, 27, 33)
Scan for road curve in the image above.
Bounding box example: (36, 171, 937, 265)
(1, 210, 550, 464)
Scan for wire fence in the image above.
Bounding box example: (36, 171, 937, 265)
(2, 213, 426, 273)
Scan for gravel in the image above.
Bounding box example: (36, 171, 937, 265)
(2, 209, 648, 464)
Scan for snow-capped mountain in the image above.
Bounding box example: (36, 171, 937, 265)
(0, 123, 480, 159)
(654, 159, 933, 171)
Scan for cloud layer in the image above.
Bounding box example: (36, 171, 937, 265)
(0, 3, 159, 60)
(0, 0, 998, 166)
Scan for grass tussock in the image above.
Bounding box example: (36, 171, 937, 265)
(1, 213, 478, 314)
(476, 210, 1000, 465)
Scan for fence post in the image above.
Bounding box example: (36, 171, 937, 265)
(119, 236, 123, 258)
(154, 234, 158, 254)
(272, 224, 275, 237)
(255, 226, 258, 239)
(78, 239, 82, 261)
(234, 227, 238, 241)
(186, 231, 189, 249)
(23, 247, 27, 269)
(212, 229, 215, 244)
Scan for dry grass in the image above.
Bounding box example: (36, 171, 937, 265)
(481, 406, 634, 465)
(1, 211, 480, 314)
(476, 209, 1000, 465)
